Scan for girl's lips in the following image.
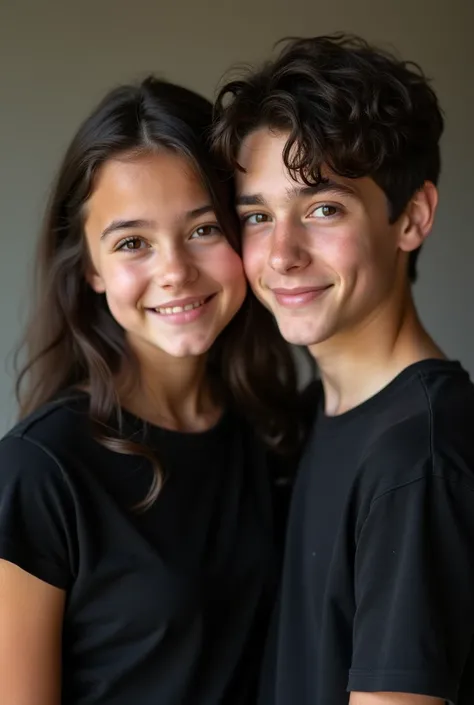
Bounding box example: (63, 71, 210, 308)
(148, 294, 216, 324)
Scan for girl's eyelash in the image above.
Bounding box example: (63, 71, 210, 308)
(115, 224, 222, 250)
(116, 236, 148, 251)
(188, 223, 227, 242)
(192, 224, 221, 237)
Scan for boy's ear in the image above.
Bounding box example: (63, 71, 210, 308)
(398, 181, 438, 253)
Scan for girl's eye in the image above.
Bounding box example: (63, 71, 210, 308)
(117, 237, 149, 251)
(243, 213, 271, 225)
(190, 224, 222, 239)
(310, 205, 339, 218)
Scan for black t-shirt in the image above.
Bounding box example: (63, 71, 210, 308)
(259, 359, 474, 705)
(0, 392, 280, 705)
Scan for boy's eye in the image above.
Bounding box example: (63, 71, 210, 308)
(311, 205, 339, 218)
(243, 213, 271, 225)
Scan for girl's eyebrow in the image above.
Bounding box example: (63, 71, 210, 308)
(101, 219, 155, 240)
(101, 205, 216, 240)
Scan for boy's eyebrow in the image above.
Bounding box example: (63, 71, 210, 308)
(236, 180, 358, 208)
(285, 181, 358, 201)
(235, 193, 267, 207)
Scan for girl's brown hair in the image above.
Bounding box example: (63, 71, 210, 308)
(15, 76, 302, 507)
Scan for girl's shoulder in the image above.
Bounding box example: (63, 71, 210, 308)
(3, 391, 91, 455)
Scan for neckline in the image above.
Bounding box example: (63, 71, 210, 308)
(119, 403, 231, 439)
(64, 388, 232, 440)
(317, 358, 463, 427)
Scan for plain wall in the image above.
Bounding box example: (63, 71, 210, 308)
(0, 0, 473, 432)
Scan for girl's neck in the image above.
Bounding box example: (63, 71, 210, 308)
(117, 345, 222, 433)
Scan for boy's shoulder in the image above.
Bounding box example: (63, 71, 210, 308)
(362, 359, 474, 494)
(304, 360, 474, 500)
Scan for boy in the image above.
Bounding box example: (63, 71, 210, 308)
(213, 35, 474, 705)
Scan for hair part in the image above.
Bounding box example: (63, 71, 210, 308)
(16, 77, 303, 509)
(212, 33, 444, 282)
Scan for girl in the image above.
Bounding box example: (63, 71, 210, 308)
(0, 77, 300, 704)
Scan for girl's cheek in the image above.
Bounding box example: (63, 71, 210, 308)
(207, 245, 245, 282)
(101, 262, 148, 303)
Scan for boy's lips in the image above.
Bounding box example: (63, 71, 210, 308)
(270, 286, 332, 307)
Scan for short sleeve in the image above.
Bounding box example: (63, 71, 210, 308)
(0, 434, 75, 589)
(349, 468, 474, 704)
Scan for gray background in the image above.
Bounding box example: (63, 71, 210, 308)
(0, 0, 473, 432)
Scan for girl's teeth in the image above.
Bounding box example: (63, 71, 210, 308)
(156, 299, 205, 315)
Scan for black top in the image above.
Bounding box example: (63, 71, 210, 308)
(259, 359, 474, 705)
(0, 392, 280, 705)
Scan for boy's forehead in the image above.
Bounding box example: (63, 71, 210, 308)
(235, 127, 374, 204)
(236, 127, 303, 195)
(237, 128, 289, 175)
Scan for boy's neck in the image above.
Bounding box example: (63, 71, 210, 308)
(311, 290, 445, 416)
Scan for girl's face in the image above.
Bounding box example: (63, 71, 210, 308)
(84, 150, 246, 360)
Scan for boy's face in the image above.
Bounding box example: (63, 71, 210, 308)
(236, 128, 427, 354)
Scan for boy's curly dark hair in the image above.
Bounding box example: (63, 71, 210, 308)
(212, 33, 444, 282)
